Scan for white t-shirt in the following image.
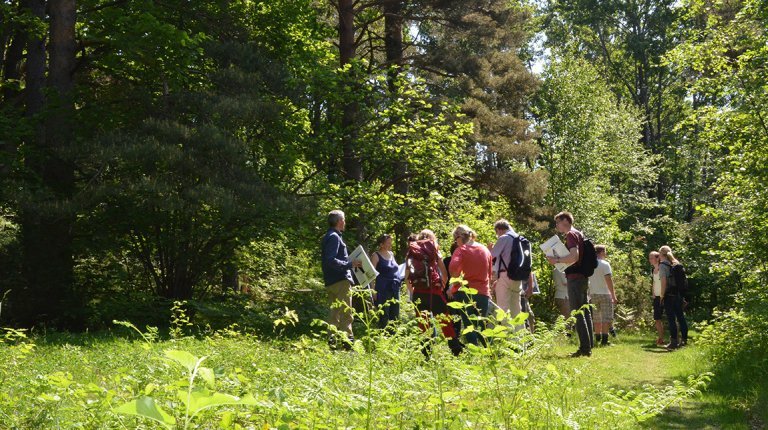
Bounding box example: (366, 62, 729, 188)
(652, 270, 662, 297)
(588, 259, 613, 295)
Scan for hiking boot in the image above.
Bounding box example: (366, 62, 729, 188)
(609, 327, 617, 338)
(665, 342, 679, 351)
(570, 349, 592, 358)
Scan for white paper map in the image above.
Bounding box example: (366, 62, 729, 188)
(540, 235, 574, 272)
(349, 245, 379, 288)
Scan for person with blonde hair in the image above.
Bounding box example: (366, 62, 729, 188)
(659, 245, 689, 350)
(448, 224, 493, 346)
(648, 251, 666, 346)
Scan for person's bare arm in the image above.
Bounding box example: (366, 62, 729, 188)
(370, 252, 379, 291)
(606, 274, 617, 304)
(437, 257, 448, 286)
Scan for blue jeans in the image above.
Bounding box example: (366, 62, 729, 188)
(567, 277, 593, 353)
(375, 280, 401, 328)
(453, 291, 490, 346)
(664, 295, 688, 346)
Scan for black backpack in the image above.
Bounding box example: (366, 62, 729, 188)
(672, 263, 688, 295)
(579, 237, 598, 278)
(504, 233, 532, 281)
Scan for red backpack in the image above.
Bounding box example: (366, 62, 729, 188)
(407, 240, 442, 293)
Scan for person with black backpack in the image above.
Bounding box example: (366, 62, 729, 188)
(659, 245, 689, 350)
(546, 211, 596, 358)
(490, 219, 531, 332)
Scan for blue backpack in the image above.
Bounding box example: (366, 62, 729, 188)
(504, 233, 532, 281)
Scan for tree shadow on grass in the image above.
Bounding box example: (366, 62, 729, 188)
(643, 397, 749, 429)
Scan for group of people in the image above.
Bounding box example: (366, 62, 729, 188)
(321, 209, 540, 353)
(649, 246, 689, 350)
(320, 209, 688, 356)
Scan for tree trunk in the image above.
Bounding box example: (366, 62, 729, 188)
(338, 0, 362, 182)
(18, 0, 80, 328)
(384, 0, 410, 255)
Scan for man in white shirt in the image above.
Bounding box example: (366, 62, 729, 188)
(588, 245, 618, 346)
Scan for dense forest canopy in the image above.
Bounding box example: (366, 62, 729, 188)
(0, 0, 766, 403)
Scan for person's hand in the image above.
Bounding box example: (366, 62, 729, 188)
(660, 297, 665, 304)
(547, 256, 557, 265)
(612, 296, 618, 305)
(351, 259, 362, 268)
(487, 241, 494, 249)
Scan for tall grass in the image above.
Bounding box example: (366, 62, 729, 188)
(0, 297, 712, 429)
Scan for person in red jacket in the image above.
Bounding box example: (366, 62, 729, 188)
(448, 224, 493, 346)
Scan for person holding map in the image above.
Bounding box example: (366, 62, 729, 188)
(545, 211, 593, 358)
(321, 210, 362, 350)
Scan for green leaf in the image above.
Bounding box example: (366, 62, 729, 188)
(462, 325, 476, 335)
(144, 383, 158, 396)
(182, 388, 259, 418)
(198, 366, 215, 387)
(511, 312, 529, 326)
(220, 411, 234, 428)
(114, 396, 176, 428)
(447, 301, 469, 309)
(165, 349, 199, 373)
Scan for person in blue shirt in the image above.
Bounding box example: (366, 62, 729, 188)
(370, 234, 402, 330)
(321, 210, 361, 350)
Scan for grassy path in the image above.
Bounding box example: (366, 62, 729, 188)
(543, 332, 753, 429)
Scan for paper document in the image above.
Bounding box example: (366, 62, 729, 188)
(349, 245, 379, 288)
(540, 235, 573, 272)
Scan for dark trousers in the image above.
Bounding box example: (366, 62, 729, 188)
(412, 291, 457, 339)
(453, 291, 490, 346)
(375, 281, 401, 329)
(664, 295, 688, 346)
(567, 277, 593, 353)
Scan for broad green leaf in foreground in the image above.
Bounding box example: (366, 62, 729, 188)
(165, 349, 200, 373)
(177, 388, 259, 417)
(114, 396, 176, 428)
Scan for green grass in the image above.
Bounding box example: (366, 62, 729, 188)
(0, 319, 757, 429)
